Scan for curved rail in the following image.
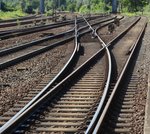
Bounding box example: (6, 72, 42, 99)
(0, 14, 119, 133)
(0, 16, 116, 70)
(0, 38, 106, 134)
(0, 14, 112, 134)
(93, 18, 147, 133)
(82, 15, 112, 134)
(0, 17, 79, 134)
(83, 16, 143, 134)
(0, 14, 107, 38)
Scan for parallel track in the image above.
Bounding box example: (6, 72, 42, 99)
(0, 15, 54, 28)
(0, 15, 38, 23)
(0, 16, 116, 70)
(0, 14, 115, 133)
(0, 31, 76, 128)
(0, 41, 75, 127)
(92, 17, 147, 133)
(0, 15, 108, 134)
(0, 15, 146, 134)
(24, 55, 106, 133)
(0, 14, 107, 39)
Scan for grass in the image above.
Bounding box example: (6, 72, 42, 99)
(122, 12, 148, 16)
(121, 11, 150, 23)
(0, 10, 26, 20)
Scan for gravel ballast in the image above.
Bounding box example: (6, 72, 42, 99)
(0, 41, 74, 115)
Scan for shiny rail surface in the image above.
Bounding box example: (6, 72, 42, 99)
(82, 15, 112, 134)
(93, 18, 147, 133)
(0, 14, 108, 39)
(1, 14, 142, 134)
(0, 16, 115, 56)
(0, 15, 108, 134)
(0, 17, 79, 134)
(0, 16, 115, 70)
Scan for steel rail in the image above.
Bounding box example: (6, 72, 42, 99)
(0, 14, 106, 37)
(0, 16, 116, 56)
(0, 15, 38, 23)
(0, 15, 57, 28)
(0, 28, 74, 56)
(85, 16, 142, 134)
(82, 15, 112, 134)
(0, 15, 110, 134)
(0, 36, 73, 70)
(0, 17, 80, 134)
(93, 18, 147, 133)
(0, 42, 106, 134)
(0, 14, 129, 134)
(0, 16, 115, 70)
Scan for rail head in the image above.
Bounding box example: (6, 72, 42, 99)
(0, 17, 79, 134)
(93, 18, 147, 133)
(81, 15, 112, 134)
(0, 28, 74, 57)
(0, 14, 106, 37)
(0, 15, 112, 134)
(0, 14, 117, 133)
(0, 36, 106, 134)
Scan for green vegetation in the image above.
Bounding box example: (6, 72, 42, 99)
(0, 0, 150, 19)
(0, 0, 26, 19)
(57, 0, 110, 13)
(0, 10, 26, 20)
(52, 0, 149, 14)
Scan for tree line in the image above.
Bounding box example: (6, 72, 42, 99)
(0, 0, 149, 14)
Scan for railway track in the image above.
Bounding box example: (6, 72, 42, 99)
(0, 19, 73, 39)
(0, 15, 116, 70)
(0, 35, 76, 124)
(0, 15, 146, 134)
(0, 15, 54, 28)
(91, 17, 147, 133)
(0, 15, 109, 134)
(0, 15, 117, 119)
(0, 14, 122, 133)
(0, 31, 74, 70)
(0, 15, 42, 23)
(0, 14, 107, 39)
(0, 15, 114, 50)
